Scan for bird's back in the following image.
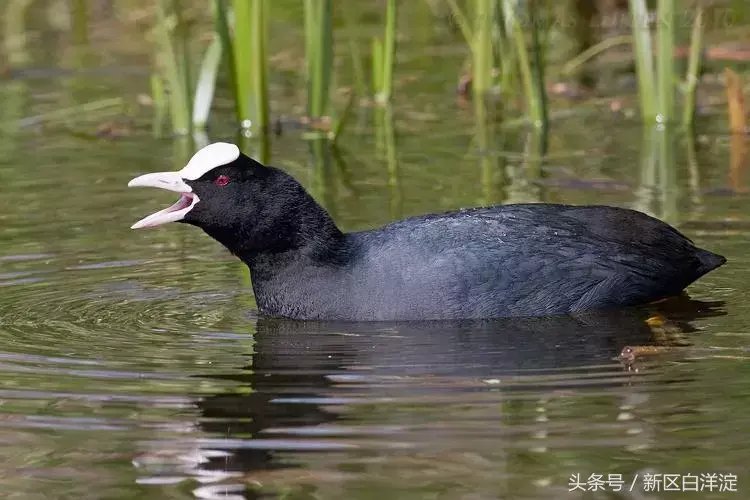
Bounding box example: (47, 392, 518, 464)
(342, 204, 724, 320)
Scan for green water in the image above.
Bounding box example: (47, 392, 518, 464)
(2, 2, 750, 499)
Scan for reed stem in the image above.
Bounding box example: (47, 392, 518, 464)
(472, 0, 494, 97)
(173, 0, 193, 124)
(507, 6, 539, 126)
(374, 0, 397, 105)
(628, 0, 656, 122)
(193, 36, 222, 130)
(250, 0, 269, 132)
(342, 2, 367, 96)
(682, 5, 704, 127)
(155, 0, 190, 134)
(528, 0, 548, 130)
(233, 0, 252, 127)
(656, 0, 675, 123)
(305, 0, 333, 118)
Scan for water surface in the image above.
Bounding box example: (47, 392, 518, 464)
(1, 4, 750, 499)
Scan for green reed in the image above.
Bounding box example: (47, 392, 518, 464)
(445, 0, 494, 97)
(656, 0, 675, 122)
(150, 0, 270, 136)
(342, 2, 367, 96)
(305, 0, 333, 119)
(446, 0, 547, 128)
(154, 0, 192, 134)
(233, 0, 269, 132)
(152, 0, 232, 136)
(309, 137, 336, 217)
(232, 0, 253, 125)
(501, 0, 547, 128)
(682, 5, 705, 127)
(373, 107, 401, 218)
(213, 0, 241, 123)
(628, 0, 704, 126)
(372, 0, 397, 105)
(634, 126, 679, 223)
(304, 0, 359, 142)
(192, 34, 222, 131)
(472, 0, 494, 98)
(330, 93, 356, 146)
(473, 94, 499, 206)
(628, 0, 657, 122)
(560, 35, 633, 77)
(143, 0, 732, 147)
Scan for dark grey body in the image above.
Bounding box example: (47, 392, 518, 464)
(246, 204, 725, 321)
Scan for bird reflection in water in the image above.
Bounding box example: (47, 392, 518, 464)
(134, 295, 724, 499)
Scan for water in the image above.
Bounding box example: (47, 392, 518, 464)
(2, 4, 750, 500)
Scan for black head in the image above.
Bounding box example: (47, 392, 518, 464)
(128, 143, 341, 258)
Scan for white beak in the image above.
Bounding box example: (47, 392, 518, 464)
(127, 172, 200, 229)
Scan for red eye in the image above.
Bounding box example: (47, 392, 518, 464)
(215, 175, 230, 187)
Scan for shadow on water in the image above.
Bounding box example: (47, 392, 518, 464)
(178, 295, 725, 498)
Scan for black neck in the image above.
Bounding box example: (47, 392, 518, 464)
(202, 179, 345, 265)
(239, 197, 349, 314)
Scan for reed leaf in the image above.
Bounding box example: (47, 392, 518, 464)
(154, 0, 190, 134)
(213, 0, 242, 125)
(331, 92, 356, 145)
(560, 35, 633, 77)
(173, 0, 193, 123)
(193, 36, 222, 130)
(445, 0, 474, 49)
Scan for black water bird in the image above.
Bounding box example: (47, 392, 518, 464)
(128, 143, 725, 321)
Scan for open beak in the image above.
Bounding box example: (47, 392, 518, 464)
(127, 172, 200, 229)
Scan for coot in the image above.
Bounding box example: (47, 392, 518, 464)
(128, 143, 725, 321)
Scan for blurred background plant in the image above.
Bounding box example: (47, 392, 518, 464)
(140, 0, 745, 141)
(1, 0, 748, 165)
